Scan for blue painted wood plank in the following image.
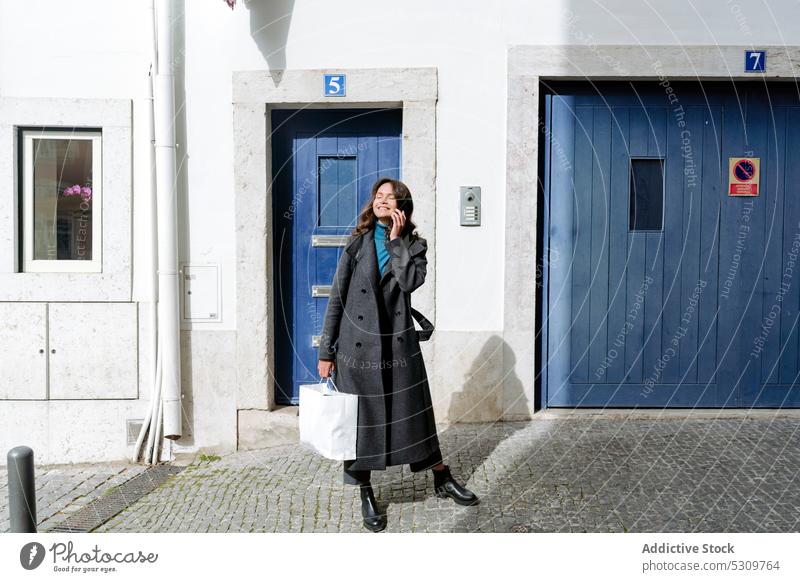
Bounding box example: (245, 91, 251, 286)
(588, 107, 612, 381)
(696, 107, 722, 386)
(336, 136, 359, 225)
(641, 231, 665, 394)
(546, 383, 719, 407)
(295, 133, 317, 388)
(624, 234, 648, 385)
(649, 105, 667, 158)
(378, 135, 401, 180)
(660, 106, 685, 384)
(318, 154, 339, 226)
(570, 106, 595, 383)
(749, 383, 800, 407)
(779, 108, 800, 385)
(604, 107, 630, 385)
(758, 107, 786, 385)
(358, 135, 378, 213)
(316, 135, 338, 155)
(678, 107, 705, 384)
(547, 96, 577, 405)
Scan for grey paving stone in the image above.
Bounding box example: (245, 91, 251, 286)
(9, 418, 800, 533)
(1, 463, 147, 533)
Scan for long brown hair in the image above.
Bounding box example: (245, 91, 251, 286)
(351, 177, 420, 239)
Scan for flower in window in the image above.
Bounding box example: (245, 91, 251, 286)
(62, 184, 92, 202)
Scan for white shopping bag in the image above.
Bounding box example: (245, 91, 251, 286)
(298, 376, 358, 460)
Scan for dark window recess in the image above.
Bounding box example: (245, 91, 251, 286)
(629, 158, 664, 231)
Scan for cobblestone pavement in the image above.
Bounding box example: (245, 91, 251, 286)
(1, 462, 147, 533)
(91, 417, 800, 533)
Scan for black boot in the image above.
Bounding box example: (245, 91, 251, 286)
(433, 465, 480, 506)
(359, 482, 387, 532)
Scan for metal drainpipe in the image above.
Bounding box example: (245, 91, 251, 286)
(131, 0, 162, 464)
(154, 0, 182, 440)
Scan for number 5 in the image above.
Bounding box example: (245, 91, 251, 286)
(328, 76, 341, 94)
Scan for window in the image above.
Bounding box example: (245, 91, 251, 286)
(629, 158, 664, 231)
(21, 130, 102, 272)
(318, 155, 357, 227)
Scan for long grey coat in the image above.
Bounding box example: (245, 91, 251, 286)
(318, 224, 440, 471)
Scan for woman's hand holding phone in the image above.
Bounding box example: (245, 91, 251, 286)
(389, 209, 406, 240)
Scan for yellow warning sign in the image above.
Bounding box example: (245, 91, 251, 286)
(729, 157, 760, 196)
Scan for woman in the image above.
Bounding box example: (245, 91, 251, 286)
(318, 177, 479, 532)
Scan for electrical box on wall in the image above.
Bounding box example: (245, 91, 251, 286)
(181, 264, 221, 322)
(460, 186, 481, 226)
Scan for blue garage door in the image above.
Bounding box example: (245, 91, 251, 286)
(271, 108, 401, 405)
(543, 82, 800, 407)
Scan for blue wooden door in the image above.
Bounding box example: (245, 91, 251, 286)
(543, 82, 800, 407)
(271, 109, 401, 404)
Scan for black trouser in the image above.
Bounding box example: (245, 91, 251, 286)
(343, 447, 444, 485)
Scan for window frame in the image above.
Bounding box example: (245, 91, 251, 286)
(21, 129, 103, 273)
(628, 155, 665, 233)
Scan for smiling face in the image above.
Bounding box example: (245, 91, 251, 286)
(372, 181, 397, 222)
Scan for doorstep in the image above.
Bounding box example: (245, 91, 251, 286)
(237, 405, 299, 451)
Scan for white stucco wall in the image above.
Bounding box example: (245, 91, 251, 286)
(2, 0, 797, 330)
(1, 0, 799, 463)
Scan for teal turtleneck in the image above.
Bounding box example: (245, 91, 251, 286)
(374, 219, 391, 275)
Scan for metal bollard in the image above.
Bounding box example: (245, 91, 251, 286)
(7, 446, 37, 533)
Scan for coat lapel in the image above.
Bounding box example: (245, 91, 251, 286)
(356, 227, 381, 297)
(353, 225, 413, 291)
(376, 226, 404, 286)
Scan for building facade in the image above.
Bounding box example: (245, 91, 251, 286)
(1, 0, 799, 464)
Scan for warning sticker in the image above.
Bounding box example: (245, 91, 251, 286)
(729, 157, 760, 196)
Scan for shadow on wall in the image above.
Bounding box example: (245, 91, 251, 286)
(446, 334, 529, 423)
(438, 335, 530, 483)
(244, 0, 296, 78)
